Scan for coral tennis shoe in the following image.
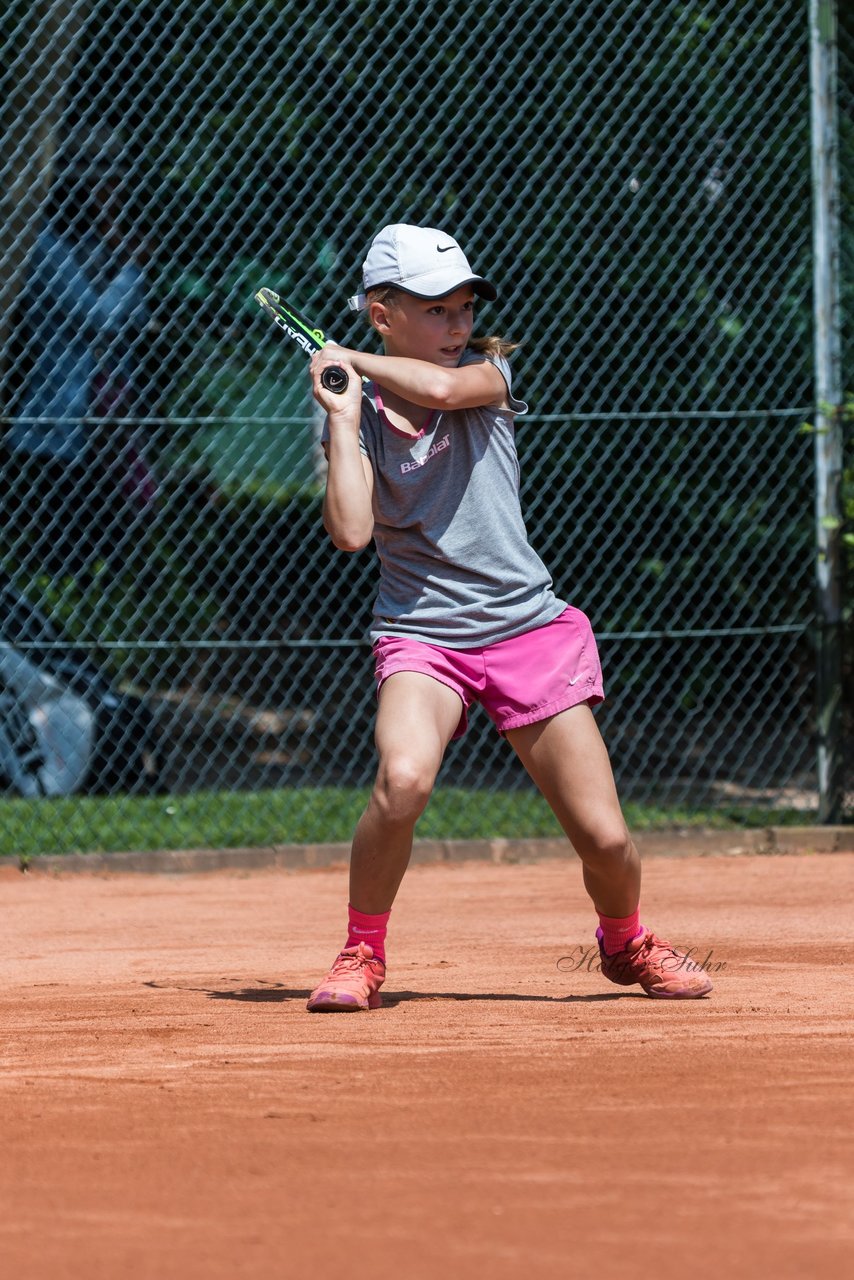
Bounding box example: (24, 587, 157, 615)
(597, 927, 713, 999)
(306, 942, 386, 1012)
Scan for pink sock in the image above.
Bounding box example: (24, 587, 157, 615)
(596, 909, 643, 956)
(346, 905, 390, 964)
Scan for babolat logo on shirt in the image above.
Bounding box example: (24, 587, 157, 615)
(400, 433, 450, 474)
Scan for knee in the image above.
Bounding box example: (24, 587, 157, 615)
(574, 823, 635, 868)
(372, 756, 436, 824)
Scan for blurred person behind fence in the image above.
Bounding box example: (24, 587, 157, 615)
(4, 130, 155, 582)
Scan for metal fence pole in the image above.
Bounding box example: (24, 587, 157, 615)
(810, 0, 845, 822)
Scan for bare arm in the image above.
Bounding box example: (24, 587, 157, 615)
(314, 346, 507, 411)
(312, 357, 375, 552)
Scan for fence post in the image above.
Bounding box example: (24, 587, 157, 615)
(809, 0, 844, 823)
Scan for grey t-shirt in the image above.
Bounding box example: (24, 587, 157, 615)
(325, 349, 566, 647)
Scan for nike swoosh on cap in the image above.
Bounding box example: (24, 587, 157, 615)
(436, 244, 456, 253)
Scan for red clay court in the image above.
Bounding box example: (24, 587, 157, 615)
(2, 847, 853, 1279)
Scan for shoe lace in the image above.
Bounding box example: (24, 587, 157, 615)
(636, 931, 696, 974)
(637, 931, 676, 959)
(329, 947, 381, 977)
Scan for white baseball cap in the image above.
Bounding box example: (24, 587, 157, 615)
(348, 223, 498, 311)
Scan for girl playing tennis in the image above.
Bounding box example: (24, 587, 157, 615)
(305, 223, 712, 1010)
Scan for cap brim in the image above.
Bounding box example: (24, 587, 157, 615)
(392, 275, 497, 303)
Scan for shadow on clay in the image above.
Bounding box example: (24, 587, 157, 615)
(144, 980, 640, 1004)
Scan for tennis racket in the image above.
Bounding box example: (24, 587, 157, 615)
(254, 288, 349, 393)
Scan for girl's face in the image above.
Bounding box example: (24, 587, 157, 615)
(372, 286, 476, 366)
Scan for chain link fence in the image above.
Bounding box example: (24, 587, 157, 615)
(0, 0, 849, 855)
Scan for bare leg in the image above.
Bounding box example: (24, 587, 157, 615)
(505, 703, 640, 917)
(349, 672, 463, 913)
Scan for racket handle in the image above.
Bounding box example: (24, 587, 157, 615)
(320, 365, 349, 394)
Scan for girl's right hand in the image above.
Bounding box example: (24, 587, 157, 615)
(310, 348, 362, 418)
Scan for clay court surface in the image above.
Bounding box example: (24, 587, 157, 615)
(2, 849, 853, 1280)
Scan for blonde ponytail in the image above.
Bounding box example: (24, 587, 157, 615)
(468, 335, 522, 359)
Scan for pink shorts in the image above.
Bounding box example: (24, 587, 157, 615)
(372, 606, 604, 739)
